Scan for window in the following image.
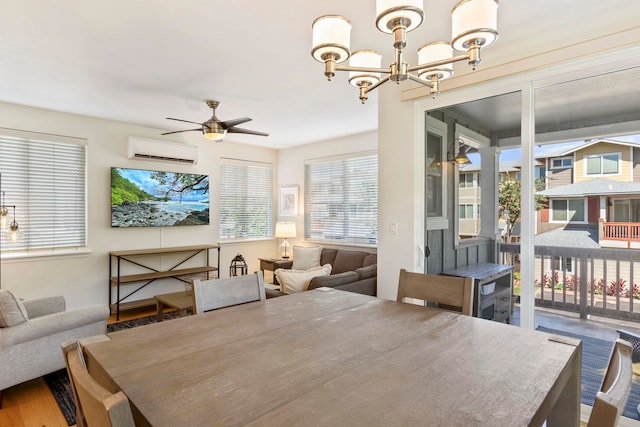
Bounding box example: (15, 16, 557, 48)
(551, 199, 585, 222)
(304, 152, 377, 245)
(459, 173, 474, 188)
(219, 158, 273, 240)
(0, 129, 86, 254)
(551, 157, 572, 169)
(551, 256, 573, 274)
(585, 153, 620, 176)
(459, 204, 474, 218)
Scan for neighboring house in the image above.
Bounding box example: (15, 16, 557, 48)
(457, 159, 544, 239)
(537, 139, 640, 248)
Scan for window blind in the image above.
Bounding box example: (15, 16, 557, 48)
(219, 158, 273, 240)
(304, 152, 378, 245)
(0, 129, 87, 253)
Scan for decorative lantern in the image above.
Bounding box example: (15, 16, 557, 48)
(229, 253, 248, 276)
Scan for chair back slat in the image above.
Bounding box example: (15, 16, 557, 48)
(62, 340, 135, 427)
(587, 339, 634, 427)
(397, 269, 473, 316)
(192, 271, 266, 314)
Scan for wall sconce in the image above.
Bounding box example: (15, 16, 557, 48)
(0, 191, 19, 241)
(448, 143, 471, 165)
(275, 222, 296, 259)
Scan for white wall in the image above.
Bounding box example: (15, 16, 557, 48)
(276, 130, 378, 250)
(0, 101, 277, 309)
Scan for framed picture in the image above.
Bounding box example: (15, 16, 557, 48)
(279, 185, 298, 217)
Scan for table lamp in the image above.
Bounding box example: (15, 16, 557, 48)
(275, 222, 296, 259)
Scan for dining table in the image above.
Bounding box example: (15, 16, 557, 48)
(82, 287, 581, 426)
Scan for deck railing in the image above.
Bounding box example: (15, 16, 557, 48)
(600, 221, 640, 248)
(499, 243, 640, 322)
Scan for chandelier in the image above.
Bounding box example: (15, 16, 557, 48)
(311, 0, 499, 103)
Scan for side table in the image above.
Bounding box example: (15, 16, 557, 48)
(258, 258, 291, 288)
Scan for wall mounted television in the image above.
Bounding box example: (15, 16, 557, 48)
(111, 167, 209, 227)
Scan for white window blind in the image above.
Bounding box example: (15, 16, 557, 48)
(219, 158, 273, 240)
(0, 129, 87, 253)
(305, 152, 378, 245)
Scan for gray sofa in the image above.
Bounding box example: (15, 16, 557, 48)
(267, 248, 377, 298)
(0, 294, 109, 407)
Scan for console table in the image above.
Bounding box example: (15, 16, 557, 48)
(109, 245, 219, 320)
(442, 262, 513, 323)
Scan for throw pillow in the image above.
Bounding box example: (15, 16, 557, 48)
(291, 246, 322, 270)
(275, 264, 332, 294)
(0, 289, 29, 328)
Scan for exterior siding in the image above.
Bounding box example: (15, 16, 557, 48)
(634, 147, 640, 182)
(547, 167, 573, 188)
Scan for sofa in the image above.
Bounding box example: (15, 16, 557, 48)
(267, 247, 377, 298)
(0, 291, 110, 407)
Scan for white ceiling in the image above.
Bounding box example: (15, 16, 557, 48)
(1, 1, 638, 149)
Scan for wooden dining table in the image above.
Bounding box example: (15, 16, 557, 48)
(82, 287, 581, 426)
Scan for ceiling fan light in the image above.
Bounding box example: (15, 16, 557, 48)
(451, 0, 498, 51)
(376, 0, 424, 34)
(311, 15, 351, 64)
(204, 130, 226, 142)
(417, 41, 454, 81)
(348, 50, 382, 87)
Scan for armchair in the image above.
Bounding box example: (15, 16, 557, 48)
(0, 291, 110, 407)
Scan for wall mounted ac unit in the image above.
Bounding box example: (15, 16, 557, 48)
(127, 137, 199, 165)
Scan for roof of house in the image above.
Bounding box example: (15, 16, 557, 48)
(537, 178, 640, 197)
(537, 139, 640, 159)
(534, 226, 601, 248)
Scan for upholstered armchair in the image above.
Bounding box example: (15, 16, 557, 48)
(0, 290, 110, 407)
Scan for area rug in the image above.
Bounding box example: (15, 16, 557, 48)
(537, 326, 640, 420)
(44, 311, 184, 426)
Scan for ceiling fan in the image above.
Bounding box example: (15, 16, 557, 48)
(161, 100, 269, 142)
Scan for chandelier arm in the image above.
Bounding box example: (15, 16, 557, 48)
(335, 65, 390, 75)
(406, 74, 433, 88)
(407, 53, 470, 73)
(363, 75, 392, 94)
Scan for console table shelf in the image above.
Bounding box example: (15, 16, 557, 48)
(109, 245, 219, 320)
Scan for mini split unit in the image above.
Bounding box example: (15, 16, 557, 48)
(127, 137, 199, 165)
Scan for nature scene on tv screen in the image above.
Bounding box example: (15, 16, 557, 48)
(111, 167, 209, 227)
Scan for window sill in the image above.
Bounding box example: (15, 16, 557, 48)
(1, 247, 92, 262)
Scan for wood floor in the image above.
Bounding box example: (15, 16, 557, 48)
(0, 307, 156, 427)
(1, 306, 639, 427)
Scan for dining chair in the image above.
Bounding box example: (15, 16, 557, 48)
(582, 338, 634, 427)
(61, 339, 135, 427)
(192, 271, 266, 314)
(397, 269, 473, 316)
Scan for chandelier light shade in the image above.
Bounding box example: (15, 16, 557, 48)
(375, 0, 424, 34)
(451, 0, 499, 52)
(311, 0, 498, 103)
(349, 50, 383, 87)
(417, 42, 454, 81)
(311, 15, 352, 64)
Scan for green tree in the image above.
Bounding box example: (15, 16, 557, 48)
(149, 172, 208, 201)
(498, 178, 547, 237)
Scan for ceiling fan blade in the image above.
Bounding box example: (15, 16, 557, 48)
(161, 128, 202, 135)
(227, 127, 269, 137)
(166, 117, 203, 126)
(221, 117, 252, 128)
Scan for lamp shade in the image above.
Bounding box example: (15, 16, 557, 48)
(275, 222, 296, 238)
(376, 0, 424, 33)
(417, 42, 454, 81)
(311, 15, 351, 64)
(348, 50, 382, 87)
(451, 0, 498, 52)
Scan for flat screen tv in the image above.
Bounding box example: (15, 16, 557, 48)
(111, 167, 209, 227)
